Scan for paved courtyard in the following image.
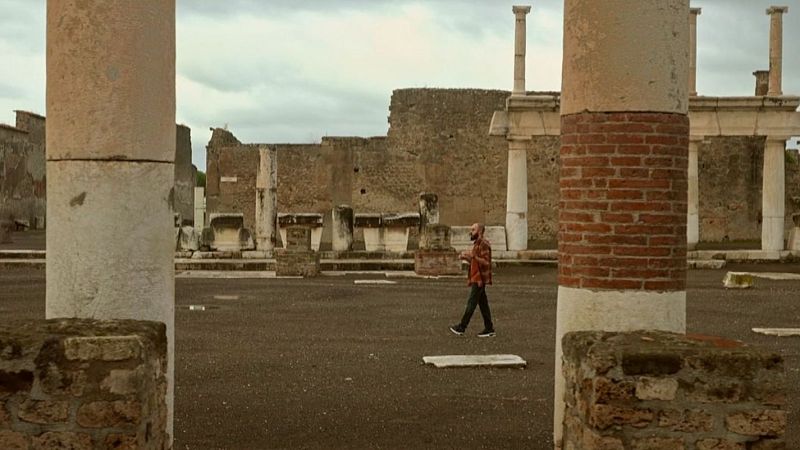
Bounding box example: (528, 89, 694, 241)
(1, 265, 798, 449)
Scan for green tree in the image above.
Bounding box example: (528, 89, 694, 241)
(196, 170, 206, 188)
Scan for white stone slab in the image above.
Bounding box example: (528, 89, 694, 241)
(213, 295, 240, 300)
(688, 259, 726, 269)
(752, 328, 800, 337)
(354, 280, 397, 285)
(745, 272, 800, 281)
(422, 354, 526, 369)
(723, 272, 754, 289)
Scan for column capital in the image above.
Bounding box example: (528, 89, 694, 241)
(513, 5, 532, 16)
(690, 7, 702, 16)
(766, 6, 789, 15)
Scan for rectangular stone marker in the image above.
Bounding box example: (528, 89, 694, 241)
(422, 354, 527, 369)
(752, 328, 800, 337)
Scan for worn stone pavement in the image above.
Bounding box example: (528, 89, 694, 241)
(1, 264, 797, 449)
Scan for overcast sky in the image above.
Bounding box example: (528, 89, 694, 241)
(0, 0, 798, 171)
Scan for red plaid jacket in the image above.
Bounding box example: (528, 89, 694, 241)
(467, 237, 492, 286)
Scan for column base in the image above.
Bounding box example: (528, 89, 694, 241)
(553, 286, 686, 449)
(761, 216, 785, 251)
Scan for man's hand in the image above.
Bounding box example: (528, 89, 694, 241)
(459, 250, 472, 261)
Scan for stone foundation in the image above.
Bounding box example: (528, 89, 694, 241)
(414, 250, 462, 276)
(562, 331, 786, 450)
(275, 250, 321, 277)
(0, 319, 168, 449)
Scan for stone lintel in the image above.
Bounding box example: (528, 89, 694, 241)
(689, 95, 800, 111)
(512, 5, 532, 16)
(506, 94, 560, 112)
(690, 7, 702, 15)
(766, 6, 789, 15)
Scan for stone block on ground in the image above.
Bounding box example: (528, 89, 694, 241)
(0, 319, 167, 449)
(418, 224, 453, 251)
(561, 331, 786, 450)
(203, 213, 255, 252)
(422, 355, 526, 368)
(414, 249, 462, 276)
(723, 272, 754, 289)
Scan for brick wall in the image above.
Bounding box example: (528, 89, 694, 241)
(0, 319, 168, 449)
(562, 331, 787, 449)
(558, 112, 688, 291)
(0, 120, 45, 226)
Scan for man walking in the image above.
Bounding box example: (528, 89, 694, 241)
(450, 223, 495, 337)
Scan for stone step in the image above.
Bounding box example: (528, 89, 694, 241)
(0, 250, 46, 259)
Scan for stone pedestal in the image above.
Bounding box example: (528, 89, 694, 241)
(562, 331, 787, 450)
(203, 213, 255, 252)
(275, 226, 320, 277)
(382, 213, 419, 253)
(787, 213, 800, 251)
(45, 0, 176, 441)
(414, 224, 461, 276)
(331, 205, 354, 252)
(355, 214, 383, 252)
(278, 213, 323, 251)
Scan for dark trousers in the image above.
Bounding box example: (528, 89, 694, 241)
(458, 284, 493, 331)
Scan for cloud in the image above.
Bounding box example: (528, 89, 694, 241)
(1, 0, 799, 169)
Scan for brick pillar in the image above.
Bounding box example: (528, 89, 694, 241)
(45, 0, 176, 443)
(554, 1, 690, 448)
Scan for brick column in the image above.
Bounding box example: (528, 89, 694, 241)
(766, 6, 789, 96)
(506, 138, 529, 250)
(762, 137, 788, 251)
(687, 137, 702, 249)
(512, 5, 532, 96)
(555, 1, 690, 448)
(689, 7, 701, 96)
(45, 0, 176, 442)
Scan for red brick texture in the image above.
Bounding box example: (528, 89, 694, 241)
(558, 112, 689, 291)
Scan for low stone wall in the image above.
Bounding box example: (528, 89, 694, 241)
(562, 331, 786, 450)
(0, 319, 168, 449)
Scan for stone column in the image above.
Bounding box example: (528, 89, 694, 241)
(762, 137, 787, 251)
(512, 5, 532, 96)
(689, 7, 701, 96)
(555, 1, 689, 448)
(331, 205, 354, 252)
(418, 193, 439, 230)
(45, 0, 176, 442)
(506, 139, 529, 251)
(687, 137, 702, 250)
(255, 145, 277, 252)
(754, 70, 770, 96)
(766, 6, 789, 96)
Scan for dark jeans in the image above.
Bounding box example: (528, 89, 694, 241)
(458, 284, 493, 331)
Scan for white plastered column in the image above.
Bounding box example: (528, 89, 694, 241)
(506, 139, 529, 251)
(255, 146, 278, 252)
(687, 137, 702, 249)
(689, 8, 701, 96)
(45, 0, 176, 442)
(762, 137, 788, 251)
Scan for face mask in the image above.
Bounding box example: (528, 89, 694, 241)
(470, 232, 478, 241)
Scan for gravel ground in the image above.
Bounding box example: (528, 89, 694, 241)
(1, 264, 798, 449)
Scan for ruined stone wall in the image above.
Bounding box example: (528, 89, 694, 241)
(0, 319, 168, 449)
(562, 331, 787, 449)
(1, 113, 193, 229)
(173, 125, 195, 225)
(698, 137, 800, 243)
(204, 89, 791, 246)
(0, 117, 45, 227)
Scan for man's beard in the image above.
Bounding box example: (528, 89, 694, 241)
(469, 233, 478, 241)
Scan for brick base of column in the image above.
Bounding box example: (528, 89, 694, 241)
(558, 112, 689, 292)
